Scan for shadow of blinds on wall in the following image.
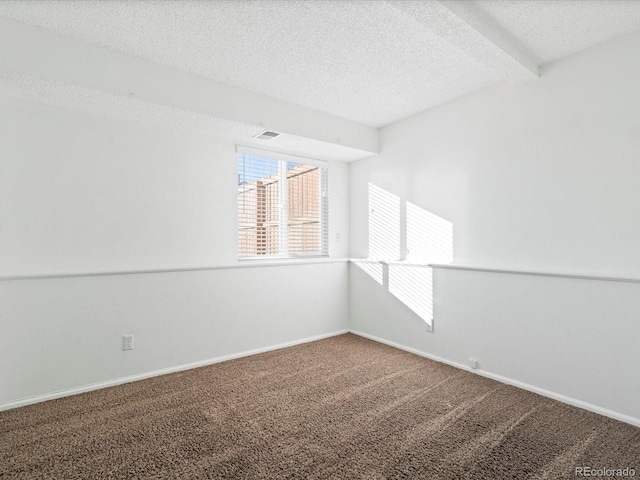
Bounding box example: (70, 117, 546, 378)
(354, 184, 453, 330)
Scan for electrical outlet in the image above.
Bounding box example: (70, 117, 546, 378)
(122, 334, 134, 351)
(469, 358, 477, 369)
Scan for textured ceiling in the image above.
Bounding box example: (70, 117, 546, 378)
(0, 0, 502, 127)
(1, 0, 639, 131)
(474, 0, 640, 64)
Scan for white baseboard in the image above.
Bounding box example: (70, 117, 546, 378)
(0, 329, 349, 412)
(349, 329, 640, 428)
(6, 327, 639, 429)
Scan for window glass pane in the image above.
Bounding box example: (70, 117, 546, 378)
(237, 155, 281, 257)
(287, 162, 321, 254)
(237, 151, 328, 259)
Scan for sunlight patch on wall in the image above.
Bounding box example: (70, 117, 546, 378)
(388, 264, 432, 323)
(355, 260, 385, 285)
(389, 201, 453, 326)
(356, 183, 401, 284)
(354, 184, 454, 330)
(368, 183, 401, 262)
(406, 201, 453, 264)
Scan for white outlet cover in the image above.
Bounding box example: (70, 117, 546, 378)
(122, 334, 134, 351)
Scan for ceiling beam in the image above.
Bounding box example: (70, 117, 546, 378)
(388, 0, 539, 83)
(0, 17, 378, 162)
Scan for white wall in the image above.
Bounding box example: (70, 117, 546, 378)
(349, 30, 640, 425)
(2, 262, 348, 407)
(0, 97, 350, 407)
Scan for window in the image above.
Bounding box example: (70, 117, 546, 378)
(237, 146, 328, 259)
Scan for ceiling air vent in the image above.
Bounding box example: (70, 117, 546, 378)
(253, 130, 280, 140)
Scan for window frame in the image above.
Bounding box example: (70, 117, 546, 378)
(236, 145, 329, 260)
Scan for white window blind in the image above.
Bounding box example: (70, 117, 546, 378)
(237, 147, 329, 259)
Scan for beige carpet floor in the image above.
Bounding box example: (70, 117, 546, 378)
(1, 333, 639, 479)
